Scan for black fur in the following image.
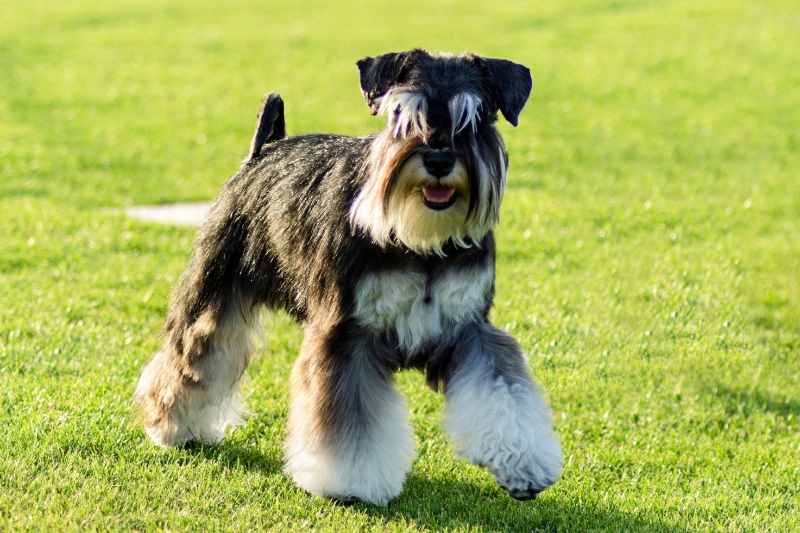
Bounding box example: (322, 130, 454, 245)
(247, 92, 286, 161)
(474, 56, 532, 127)
(357, 50, 423, 115)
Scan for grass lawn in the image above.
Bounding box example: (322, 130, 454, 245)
(1, 0, 798, 530)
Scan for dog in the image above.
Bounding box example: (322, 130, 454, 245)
(134, 49, 562, 506)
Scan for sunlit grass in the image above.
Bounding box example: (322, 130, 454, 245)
(1, 0, 798, 531)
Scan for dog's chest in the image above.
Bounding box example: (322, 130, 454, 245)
(353, 263, 493, 352)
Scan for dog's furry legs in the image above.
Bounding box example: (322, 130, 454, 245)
(284, 320, 415, 506)
(135, 294, 262, 447)
(443, 321, 562, 499)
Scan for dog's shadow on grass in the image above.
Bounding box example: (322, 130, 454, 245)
(354, 471, 688, 532)
(178, 440, 283, 476)
(171, 416, 689, 532)
(174, 441, 688, 531)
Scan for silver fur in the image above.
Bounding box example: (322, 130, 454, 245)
(449, 92, 482, 136)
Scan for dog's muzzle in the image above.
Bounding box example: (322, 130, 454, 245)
(421, 150, 458, 210)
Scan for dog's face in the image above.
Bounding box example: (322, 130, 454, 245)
(350, 49, 532, 255)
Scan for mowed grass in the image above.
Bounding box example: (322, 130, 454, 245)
(1, 0, 799, 530)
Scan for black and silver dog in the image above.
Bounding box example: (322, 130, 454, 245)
(135, 49, 562, 505)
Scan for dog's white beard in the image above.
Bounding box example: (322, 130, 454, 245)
(351, 147, 503, 256)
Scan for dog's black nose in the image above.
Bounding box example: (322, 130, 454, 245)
(422, 150, 455, 178)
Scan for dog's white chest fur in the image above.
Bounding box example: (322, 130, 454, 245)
(353, 264, 493, 352)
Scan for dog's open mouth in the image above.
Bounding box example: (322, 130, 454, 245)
(422, 184, 457, 210)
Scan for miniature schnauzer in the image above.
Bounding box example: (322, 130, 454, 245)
(135, 49, 562, 505)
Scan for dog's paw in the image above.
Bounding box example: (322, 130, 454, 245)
(320, 485, 401, 507)
(445, 375, 563, 500)
(287, 468, 406, 507)
(485, 429, 562, 500)
(330, 496, 357, 507)
(503, 486, 540, 501)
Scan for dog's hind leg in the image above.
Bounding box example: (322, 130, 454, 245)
(134, 289, 262, 447)
(246, 92, 286, 162)
(283, 320, 415, 506)
(442, 321, 562, 500)
(134, 199, 266, 447)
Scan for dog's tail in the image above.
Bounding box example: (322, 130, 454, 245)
(246, 92, 286, 161)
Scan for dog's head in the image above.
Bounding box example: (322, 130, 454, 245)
(349, 49, 532, 255)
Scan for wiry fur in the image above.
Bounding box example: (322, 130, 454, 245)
(135, 49, 562, 506)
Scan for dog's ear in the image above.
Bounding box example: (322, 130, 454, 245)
(476, 57, 532, 127)
(357, 49, 423, 115)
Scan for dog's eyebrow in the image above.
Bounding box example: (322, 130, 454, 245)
(377, 89, 429, 139)
(449, 92, 482, 136)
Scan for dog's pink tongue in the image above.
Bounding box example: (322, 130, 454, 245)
(423, 184, 454, 203)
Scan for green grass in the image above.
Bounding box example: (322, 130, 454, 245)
(1, 0, 799, 530)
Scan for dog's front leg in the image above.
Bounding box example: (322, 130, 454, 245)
(443, 321, 562, 500)
(283, 320, 415, 506)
